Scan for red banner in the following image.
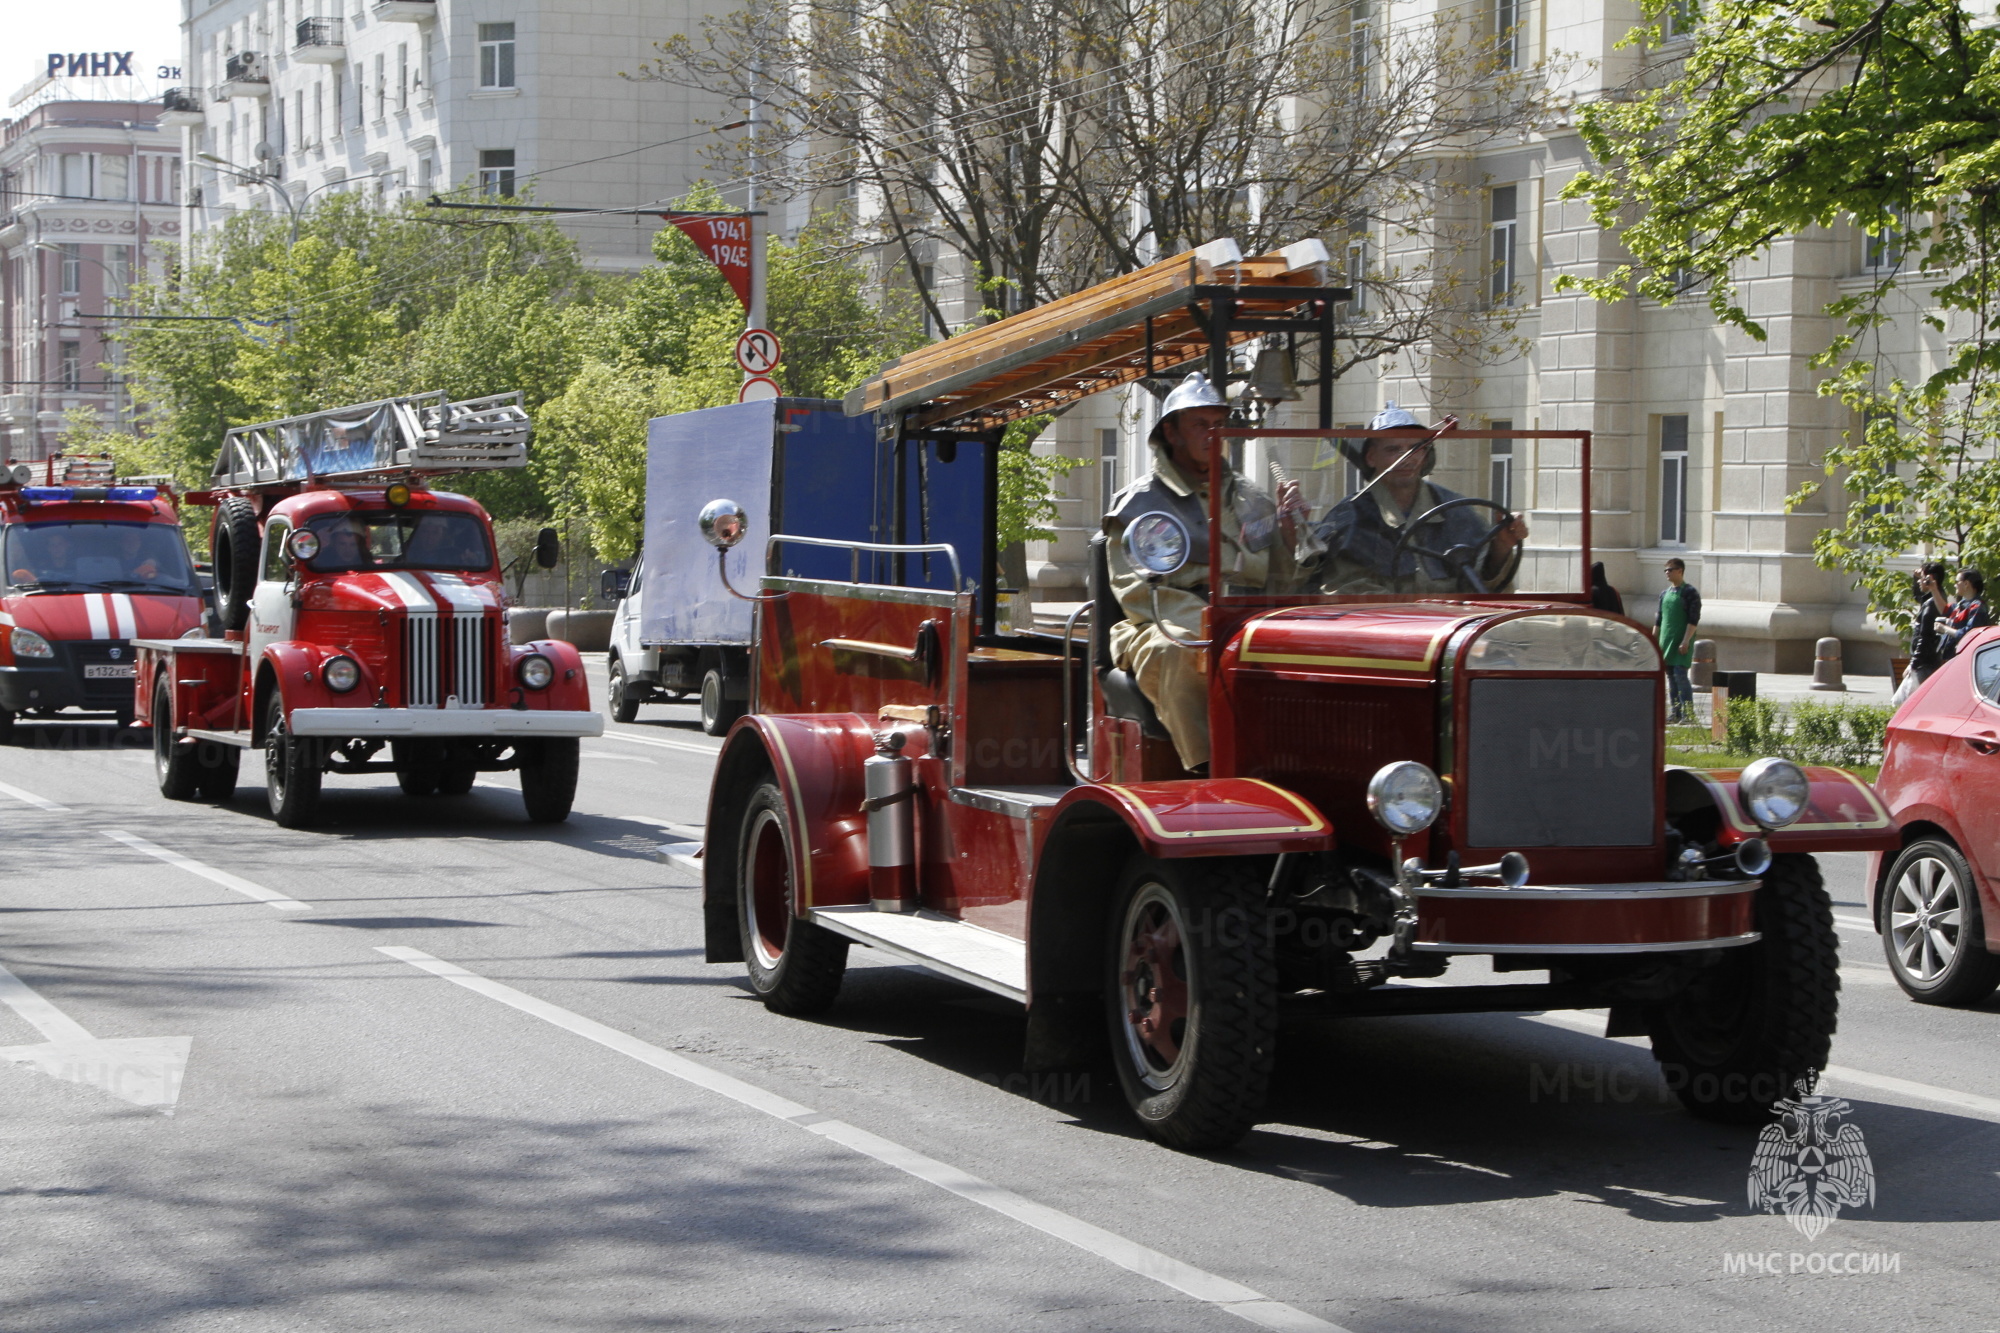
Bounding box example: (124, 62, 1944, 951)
(667, 214, 753, 311)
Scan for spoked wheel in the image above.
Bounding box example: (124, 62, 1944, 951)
(1883, 839, 2000, 1006)
(154, 680, 200, 801)
(264, 693, 323, 828)
(737, 781, 847, 1013)
(1106, 856, 1277, 1151)
(1645, 853, 1839, 1123)
(608, 657, 640, 724)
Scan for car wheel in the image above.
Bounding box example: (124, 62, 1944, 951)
(154, 680, 200, 801)
(738, 781, 847, 1013)
(1645, 853, 1839, 1123)
(608, 656, 640, 724)
(1882, 839, 2000, 1006)
(699, 667, 742, 737)
(0, 709, 13, 743)
(1105, 855, 1277, 1151)
(394, 740, 443, 797)
(194, 744, 240, 802)
(264, 692, 322, 828)
(518, 738, 580, 823)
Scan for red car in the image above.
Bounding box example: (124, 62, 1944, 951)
(1872, 624, 2000, 1002)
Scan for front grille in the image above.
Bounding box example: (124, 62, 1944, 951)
(403, 613, 438, 707)
(402, 611, 494, 708)
(453, 612, 492, 705)
(1464, 677, 1657, 847)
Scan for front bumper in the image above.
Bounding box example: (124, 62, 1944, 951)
(1410, 878, 1762, 954)
(0, 644, 136, 714)
(286, 706, 605, 739)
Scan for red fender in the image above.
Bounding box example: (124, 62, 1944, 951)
(1667, 765, 1896, 854)
(260, 642, 329, 721)
(508, 638, 594, 711)
(708, 712, 878, 913)
(1049, 777, 1333, 859)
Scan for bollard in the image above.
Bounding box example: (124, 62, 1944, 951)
(1691, 638, 1717, 690)
(1809, 636, 1846, 692)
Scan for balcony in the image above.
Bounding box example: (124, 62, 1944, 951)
(218, 52, 270, 100)
(294, 17, 346, 64)
(159, 87, 206, 128)
(372, 0, 436, 22)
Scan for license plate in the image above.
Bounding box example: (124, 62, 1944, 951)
(84, 664, 136, 679)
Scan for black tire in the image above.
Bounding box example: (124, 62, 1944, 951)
(1881, 839, 2000, 1006)
(154, 680, 200, 801)
(1645, 853, 1840, 1124)
(194, 745, 240, 802)
(1105, 856, 1278, 1151)
(0, 708, 15, 743)
(213, 498, 261, 633)
(519, 737, 580, 823)
(699, 667, 742, 737)
(608, 656, 641, 724)
(738, 781, 848, 1013)
(436, 757, 478, 796)
(394, 740, 443, 797)
(264, 692, 322, 828)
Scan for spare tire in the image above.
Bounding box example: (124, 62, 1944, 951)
(212, 497, 262, 632)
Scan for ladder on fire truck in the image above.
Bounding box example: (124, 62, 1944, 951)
(209, 391, 532, 491)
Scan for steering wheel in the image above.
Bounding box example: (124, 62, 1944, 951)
(1386, 497, 1523, 595)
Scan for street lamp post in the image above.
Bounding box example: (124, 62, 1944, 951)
(197, 154, 404, 245)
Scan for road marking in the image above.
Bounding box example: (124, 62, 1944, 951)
(597, 730, 724, 759)
(0, 779, 72, 813)
(378, 946, 1349, 1333)
(1834, 913, 1875, 933)
(0, 960, 189, 1109)
(100, 830, 312, 911)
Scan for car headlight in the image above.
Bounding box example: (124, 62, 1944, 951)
(288, 528, 321, 561)
(9, 628, 53, 660)
(322, 655, 361, 693)
(1122, 511, 1191, 576)
(517, 653, 554, 690)
(1738, 757, 1810, 828)
(1367, 760, 1444, 837)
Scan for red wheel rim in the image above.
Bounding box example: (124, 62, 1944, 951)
(745, 808, 791, 967)
(1119, 884, 1191, 1089)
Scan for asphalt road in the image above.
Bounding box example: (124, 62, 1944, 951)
(1, 662, 1995, 1333)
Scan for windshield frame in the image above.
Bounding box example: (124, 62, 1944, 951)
(1209, 425, 1592, 607)
(299, 508, 497, 576)
(2, 519, 200, 596)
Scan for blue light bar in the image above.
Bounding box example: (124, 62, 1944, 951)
(16, 486, 158, 504)
(107, 487, 159, 503)
(20, 487, 73, 504)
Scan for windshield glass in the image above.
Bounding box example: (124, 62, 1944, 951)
(302, 510, 494, 574)
(1239, 429, 1583, 599)
(3, 521, 199, 595)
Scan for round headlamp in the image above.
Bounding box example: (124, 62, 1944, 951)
(1738, 757, 1810, 829)
(322, 655, 361, 693)
(386, 483, 412, 508)
(288, 528, 321, 561)
(8, 627, 53, 660)
(1367, 760, 1444, 838)
(1122, 511, 1191, 577)
(517, 653, 554, 690)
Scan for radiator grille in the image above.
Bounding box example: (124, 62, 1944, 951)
(1464, 677, 1657, 847)
(403, 612, 438, 707)
(453, 612, 492, 705)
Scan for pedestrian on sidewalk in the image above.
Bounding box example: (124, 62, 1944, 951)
(1892, 561, 1951, 705)
(1934, 567, 1992, 662)
(1656, 558, 1702, 724)
(1589, 561, 1624, 615)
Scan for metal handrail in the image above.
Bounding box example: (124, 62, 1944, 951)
(1061, 603, 1095, 784)
(764, 534, 964, 593)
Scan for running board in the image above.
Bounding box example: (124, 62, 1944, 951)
(183, 728, 255, 748)
(810, 905, 1027, 1003)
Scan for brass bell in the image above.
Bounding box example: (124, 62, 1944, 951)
(1247, 346, 1301, 403)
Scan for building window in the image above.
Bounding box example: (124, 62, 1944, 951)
(294, 89, 306, 150)
(1660, 414, 1690, 545)
(58, 154, 90, 198)
(419, 156, 434, 190)
(919, 263, 940, 338)
(98, 155, 129, 201)
(1863, 215, 1907, 274)
(1490, 421, 1514, 510)
(313, 83, 323, 145)
(479, 149, 516, 197)
(1344, 226, 1368, 314)
(1349, 0, 1372, 77)
(106, 245, 132, 302)
(373, 54, 386, 119)
(59, 342, 81, 392)
(1099, 428, 1120, 506)
(479, 23, 516, 89)
(397, 43, 409, 110)
(1666, 0, 1699, 37)
(55, 244, 83, 295)
(419, 32, 433, 100)
(1489, 185, 1518, 307)
(1496, 0, 1519, 68)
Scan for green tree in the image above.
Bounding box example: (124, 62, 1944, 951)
(1562, 0, 2000, 629)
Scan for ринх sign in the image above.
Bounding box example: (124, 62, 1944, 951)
(47, 53, 138, 77)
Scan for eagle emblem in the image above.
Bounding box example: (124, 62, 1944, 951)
(1748, 1077, 1875, 1240)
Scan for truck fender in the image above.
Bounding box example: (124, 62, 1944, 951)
(1665, 765, 1896, 854)
(1047, 778, 1333, 860)
(700, 712, 876, 964)
(253, 643, 323, 742)
(509, 638, 593, 711)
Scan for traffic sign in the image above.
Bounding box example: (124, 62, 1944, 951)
(738, 375, 781, 403)
(735, 328, 782, 375)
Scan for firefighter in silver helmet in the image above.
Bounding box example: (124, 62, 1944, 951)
(1104, 371, 1314, 771)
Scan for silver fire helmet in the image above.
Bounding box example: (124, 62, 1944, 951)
(1148, 371, 1228, 445)
(1341, 400, 1436, 479)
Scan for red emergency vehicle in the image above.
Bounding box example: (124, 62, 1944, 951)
(0, 454, 207, 739)
(133, 391, 601, 826)
(691, 243, 1900, 1150)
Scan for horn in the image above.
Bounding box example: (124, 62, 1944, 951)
(1246, 346, 1301, 404)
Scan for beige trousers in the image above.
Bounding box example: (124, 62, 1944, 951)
(1123, 623, 1209, 770)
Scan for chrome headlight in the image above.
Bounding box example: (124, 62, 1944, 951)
(288, 528, 321, 561)
(1122, 511, 1191, 576)
(517, 653, 554, 690)
(1367, 760, 1444, 837)
(1738, 757, 1809, 828)
(322, 655, 361, 693)
(9, 628, 53, 660)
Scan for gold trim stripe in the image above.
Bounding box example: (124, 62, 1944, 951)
(1109, 778, 1330, 840)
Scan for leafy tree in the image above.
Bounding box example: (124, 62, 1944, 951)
(1562, 0, 2000, 629)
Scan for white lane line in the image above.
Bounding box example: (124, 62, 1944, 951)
(0, 961, 93, 1043)
(597, 730, 724, 759)
(377, 946, 1348, 1333)
(0, 779, 72, 813)
(1834, 913, 1875, 933)
(100, 830, 312, 912)
(0, 960, 191, 1110)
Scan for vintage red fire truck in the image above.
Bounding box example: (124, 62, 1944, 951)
(0, 454, 208, 739)
(691, 243, 1898, 1150)
(133, 391, 601, 826)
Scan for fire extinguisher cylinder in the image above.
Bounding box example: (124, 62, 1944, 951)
(865, 732, 916, 912)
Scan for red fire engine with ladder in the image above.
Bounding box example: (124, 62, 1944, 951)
(133, 391, 602, 826)
(687, 240, 1898, 1150)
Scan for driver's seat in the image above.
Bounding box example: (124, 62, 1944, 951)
(1089, 533, 1170, 741)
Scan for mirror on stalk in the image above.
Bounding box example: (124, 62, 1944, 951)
(699, 499, 748, 550)
(1122, 510, 1190, 577)
(533, 526, 561, 570)
(600, 568, 632, 601)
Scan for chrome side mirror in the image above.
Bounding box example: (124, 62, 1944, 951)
(1122, 511, 1190, 578)
(699, 499, 748, 550)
